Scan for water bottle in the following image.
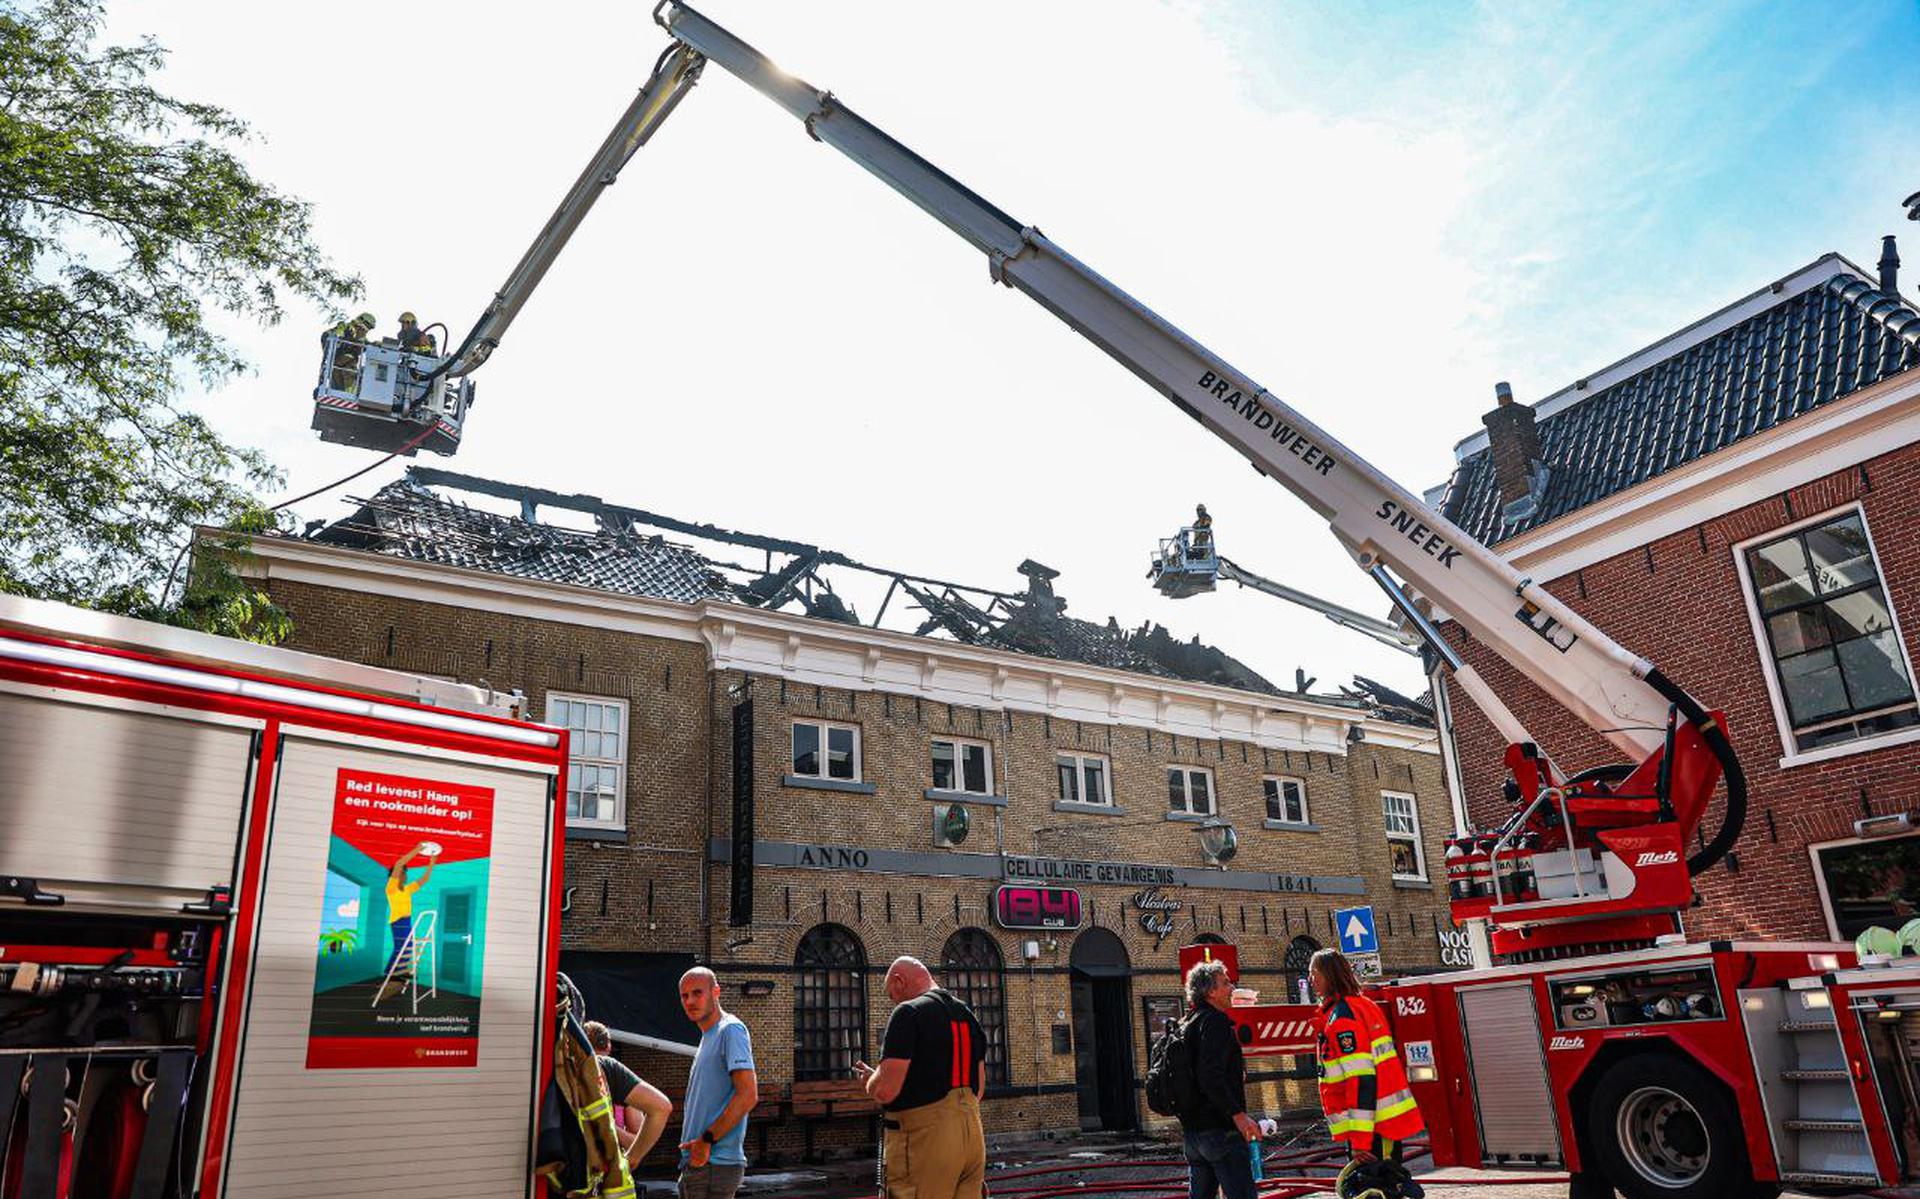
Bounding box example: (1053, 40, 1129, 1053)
(1248, 1136, 1264, 1182)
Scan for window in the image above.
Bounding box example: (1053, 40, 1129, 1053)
(1167, 766, 1215, 816)
(549, 694, 628, 829)
(1812, 835, 1920, 942)
(941, 929, 1009, 1086)
(1742, 510, 1918, 753)
(794, 924, 868, 1081)
(1382, 791, 1425, 880)
(1263, 776, 1308, 824)
(792, 720, 861, 782)
(1055, 752, 1111, 806)
(932, 738, 992, 795)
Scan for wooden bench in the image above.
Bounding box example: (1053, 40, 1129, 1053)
(787, 1079, 880, 1163)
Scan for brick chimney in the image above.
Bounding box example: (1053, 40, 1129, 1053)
(1482, 381, 1549, 522)
(1881, 235, 1901, 298)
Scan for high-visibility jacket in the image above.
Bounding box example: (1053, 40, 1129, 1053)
(1313, 993, 1423, 1153)
(537, 1000, 636, 1199)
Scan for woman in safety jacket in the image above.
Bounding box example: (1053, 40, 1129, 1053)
(1309, 949, 1424, 1165)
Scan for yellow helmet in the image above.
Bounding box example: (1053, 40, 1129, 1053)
(354, 312, 376, 327)
(398, 311, 417, 324)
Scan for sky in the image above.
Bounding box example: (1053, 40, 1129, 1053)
(104, 0, 1919, 700)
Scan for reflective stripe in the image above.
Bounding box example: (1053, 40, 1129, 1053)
(1370, 1036, 1396, 1061)
(1377, 1089, 1418, 1120)
(581, 1097, 612, 1117)
(1322, 1057, 1375, 1082)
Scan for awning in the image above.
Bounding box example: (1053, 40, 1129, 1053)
(559, 950, 701, 1049)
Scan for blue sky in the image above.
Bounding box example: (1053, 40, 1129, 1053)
(110, 2, 1920, 698)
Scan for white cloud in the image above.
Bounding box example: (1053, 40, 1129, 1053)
(337, 898, 360, 920)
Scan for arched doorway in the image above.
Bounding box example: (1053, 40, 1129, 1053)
(1283, 935, 1321, 1005)
(1069, 927, 1136, 1132)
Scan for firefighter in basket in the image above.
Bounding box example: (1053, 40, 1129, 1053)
(325, 311, 377, 393)
(1309, 949, 1425, 1199)
(395, 310, 437, 356)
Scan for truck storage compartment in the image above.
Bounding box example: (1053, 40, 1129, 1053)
(1458, 981, 1561, 1163)
(0, 689, 256, 913)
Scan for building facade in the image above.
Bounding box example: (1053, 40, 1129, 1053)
(234, 474, 1456, 1158)
(1433, 245, 1920, 948)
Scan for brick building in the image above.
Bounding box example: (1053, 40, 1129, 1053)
(1432, 241, 1920, 948)
(230, 470, 1455, 1156)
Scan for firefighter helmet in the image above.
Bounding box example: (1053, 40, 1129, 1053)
(1335, 1158, 1425, 1199)
(399, 311, 418, 324)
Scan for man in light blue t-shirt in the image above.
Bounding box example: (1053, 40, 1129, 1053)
(676, 967, 758, 1199)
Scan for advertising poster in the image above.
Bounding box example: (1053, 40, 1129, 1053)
(307, 767, 495, 1069)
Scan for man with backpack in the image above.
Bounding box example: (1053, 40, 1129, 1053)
(1148, 959, 1260, 1199)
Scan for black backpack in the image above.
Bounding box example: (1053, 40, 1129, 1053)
(1145, 1010, 1203, 1118)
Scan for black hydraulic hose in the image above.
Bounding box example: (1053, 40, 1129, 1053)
(1642, 667, 1747, 875)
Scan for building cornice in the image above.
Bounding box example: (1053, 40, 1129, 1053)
(236, 534, 1437, 756)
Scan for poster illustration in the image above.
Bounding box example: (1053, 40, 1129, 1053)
(307, 767, 495, 1069)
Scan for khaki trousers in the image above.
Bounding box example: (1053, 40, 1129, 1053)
(882, 1087, 986, 1199)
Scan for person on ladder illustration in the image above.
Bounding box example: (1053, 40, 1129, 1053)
(378, 841, 436, 1003)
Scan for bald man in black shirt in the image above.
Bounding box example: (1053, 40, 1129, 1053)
(854, 956, 987, 1199)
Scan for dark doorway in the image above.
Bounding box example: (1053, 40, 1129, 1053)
(1070, 927, 1136, 1132)
(440, 889, 476, 993)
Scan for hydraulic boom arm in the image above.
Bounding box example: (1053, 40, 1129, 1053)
(405, 4, 1748, 954)
(653, 3, 1717, 763)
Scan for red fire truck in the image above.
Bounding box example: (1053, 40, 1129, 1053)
(0, 594, 567, 1195)
(297, 6, 1920, 1197)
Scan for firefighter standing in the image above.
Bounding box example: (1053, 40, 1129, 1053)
(1309, 948, 1423, 1193)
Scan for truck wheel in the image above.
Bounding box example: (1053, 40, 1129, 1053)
(1588, 1054, 1752, 1199)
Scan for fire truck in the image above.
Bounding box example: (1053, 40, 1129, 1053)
(297, 5, 1920, 1196)
(0, 594, 567, 1194)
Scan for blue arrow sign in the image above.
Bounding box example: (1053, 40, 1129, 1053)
(1334, 905, 1378, 955)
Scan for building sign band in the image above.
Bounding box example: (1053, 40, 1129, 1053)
(993, 884, 1083, 930)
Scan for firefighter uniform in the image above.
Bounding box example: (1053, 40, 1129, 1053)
(1313, 993, 1423, 1157)
(325, 313, 376, 394)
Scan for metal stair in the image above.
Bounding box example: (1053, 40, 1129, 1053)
(1742, 988, 1877, 1183)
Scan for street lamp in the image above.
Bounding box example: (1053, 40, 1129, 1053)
(1196, 818, 1238, 866)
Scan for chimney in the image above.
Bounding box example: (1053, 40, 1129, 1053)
(1482, 381, 1549, 522)
(1881, 235, 1901, 298)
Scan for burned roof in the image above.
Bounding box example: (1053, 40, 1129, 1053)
(317, 477, 732, 603)
(306, 470, 1417, 722)
(1441, 265, 1920, 546)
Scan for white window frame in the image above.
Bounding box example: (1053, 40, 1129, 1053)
(792, 718, 863, 783)
(931, 736, 994, 796)
(1263, 775, 1309, 826)
(1732, 503, 1920, 769)
(1381, 790, 1425, 881)
(1807, 831, 1920, 942)
(1167, 765, 1216, 816)
(549, 692, 629, 831)
(1055, 751, 1113, 806)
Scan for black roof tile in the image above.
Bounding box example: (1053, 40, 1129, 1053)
(1443, 271, 1920, 545)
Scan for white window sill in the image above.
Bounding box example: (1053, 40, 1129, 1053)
(1778, 723, 1920, 770)
(1052, 800, 1124, 815)
(1164, 810, 1218, 823)
(1392, 877, 1433, 890)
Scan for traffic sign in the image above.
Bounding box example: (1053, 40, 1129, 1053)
(1335, 905, 1378, 955)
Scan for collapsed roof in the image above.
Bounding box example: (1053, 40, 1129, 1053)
(310, 468, 1417, 720)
